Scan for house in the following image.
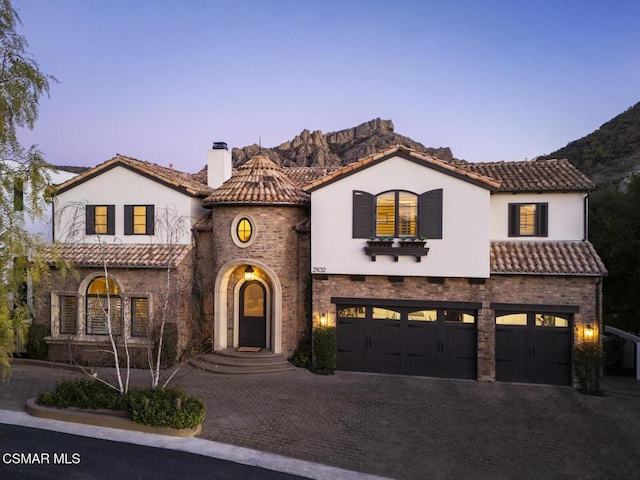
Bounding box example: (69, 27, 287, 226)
(43, 153, 213, 365)
(37, 143, 606, 386)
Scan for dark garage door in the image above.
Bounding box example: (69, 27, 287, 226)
(337, 304, 477, 379)
(495, 312, 572, 385)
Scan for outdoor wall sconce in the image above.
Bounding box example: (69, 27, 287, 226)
(584, 324, 595, 343)
(244, 265, 255, 281)
(319, 313, 328, 327)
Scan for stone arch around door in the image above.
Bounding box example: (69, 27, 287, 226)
(213, 259, 283, 354)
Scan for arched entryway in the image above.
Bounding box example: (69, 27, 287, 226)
(213, 259, 283, 353)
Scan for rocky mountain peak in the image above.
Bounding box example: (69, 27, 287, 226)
(232, 118, 453, 168)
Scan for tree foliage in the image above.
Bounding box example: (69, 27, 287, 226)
(0, 0, 57, 376)
(590, 177, 640, 334)
(541, 102, 640, 185)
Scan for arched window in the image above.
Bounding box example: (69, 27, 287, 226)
(376, 191, 417, 237)
(86, 276, 121, 335)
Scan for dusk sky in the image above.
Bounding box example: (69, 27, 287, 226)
(15, 0, 640, 173)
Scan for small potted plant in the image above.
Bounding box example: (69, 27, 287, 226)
(367, 236, 394, 247)
(399, 237, 427, 248)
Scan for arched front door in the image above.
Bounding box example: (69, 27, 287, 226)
(239, 281, 266, 347)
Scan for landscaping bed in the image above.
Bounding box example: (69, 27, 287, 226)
(30, 379, 204, 437)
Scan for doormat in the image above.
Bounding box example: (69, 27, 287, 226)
(237, 347, 262, 352)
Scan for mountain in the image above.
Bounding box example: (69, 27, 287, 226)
(540, 102, 640, 186)
(232, 118, 454, 167)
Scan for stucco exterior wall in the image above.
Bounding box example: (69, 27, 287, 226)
(54, 165, 208, 245)
(310, 155, 492, 278)
(490, 192, 587, 241)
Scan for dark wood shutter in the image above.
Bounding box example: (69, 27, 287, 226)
(124, 205, 133, 235)
(106, 205, 116, 235)
(146, 205, 155, 235)
(508, 204, 519, 237)
(352, 191, 374, 238)
(86, 205, 96, 235)
(418, 189, 443, 239)
(537, 203, 548, 237)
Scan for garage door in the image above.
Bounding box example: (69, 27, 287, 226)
(337, 304, 477, 379)
(495, 312, 572, 385)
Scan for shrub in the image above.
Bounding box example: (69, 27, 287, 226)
(574, 342, 604, 395)
(37, 380, 205, 429)
(25, 324, 49, 360)
(37, 379, 127, 410)
(313, 326, 336, 375)
(290, 332, 312, 369)
(128, 387, 205, 429)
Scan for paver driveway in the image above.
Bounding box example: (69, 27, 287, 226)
(2, 362, 639, 479)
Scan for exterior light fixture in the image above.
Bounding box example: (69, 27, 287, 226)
(319, 313, 328, 327)
(584, 324, 595, 343)
(244, 265, 255, 281)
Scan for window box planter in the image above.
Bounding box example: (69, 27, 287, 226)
(364, 239, 429, 262)
(398, 239, 427, 248)
(366, 238, 394, 248)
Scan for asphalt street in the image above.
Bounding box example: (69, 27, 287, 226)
(0, 423, 308, 480)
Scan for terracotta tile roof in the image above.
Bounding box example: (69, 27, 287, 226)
(465, 159, 594, 192)
(52, 243, 191, 269)
(202, 155, 309, 206)
(192, 164, 340, 188)
(490, 241, 606, 276)
(284, 166, 342, 187)
(302, 145, 502, 192)
(56, 154, 213, 197)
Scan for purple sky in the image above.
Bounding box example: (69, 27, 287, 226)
(15, 0, 640, 173)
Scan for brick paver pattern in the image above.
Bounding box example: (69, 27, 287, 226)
(2, 363, 639, 480)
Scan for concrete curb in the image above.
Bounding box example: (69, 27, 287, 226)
(25, 398, 202, 438)
(2, 410, 391, 480)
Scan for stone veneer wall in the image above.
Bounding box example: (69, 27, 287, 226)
(35, 252, 196, 367)
(194, 228, 215, 350)
(312, 273, 602, 383)
(209, 205, 310, 355)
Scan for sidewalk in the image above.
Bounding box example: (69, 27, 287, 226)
(2, 360, 640, 479)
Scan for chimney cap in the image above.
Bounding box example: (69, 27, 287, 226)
(212, 141, 228, 150)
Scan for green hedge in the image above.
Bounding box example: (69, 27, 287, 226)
(37, 380, 205, 429)
(574, 342, 603, 395)
(313, 326, 336, 375)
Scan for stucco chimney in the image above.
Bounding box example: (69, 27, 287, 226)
(207, 141, 232, 188)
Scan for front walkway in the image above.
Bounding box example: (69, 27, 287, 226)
(2, 361, 639, 479)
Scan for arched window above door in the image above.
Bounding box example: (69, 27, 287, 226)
(86, 276, 122, 335)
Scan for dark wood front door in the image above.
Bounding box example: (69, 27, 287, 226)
(239, 281, 266, 347)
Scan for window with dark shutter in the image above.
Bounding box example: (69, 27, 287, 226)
(125, 205, 154, 235)
(418, 189, 443, 239)
(352, 191, 375, 238)
(86, 205, 115, 235)
(508, 203, 548, 237)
